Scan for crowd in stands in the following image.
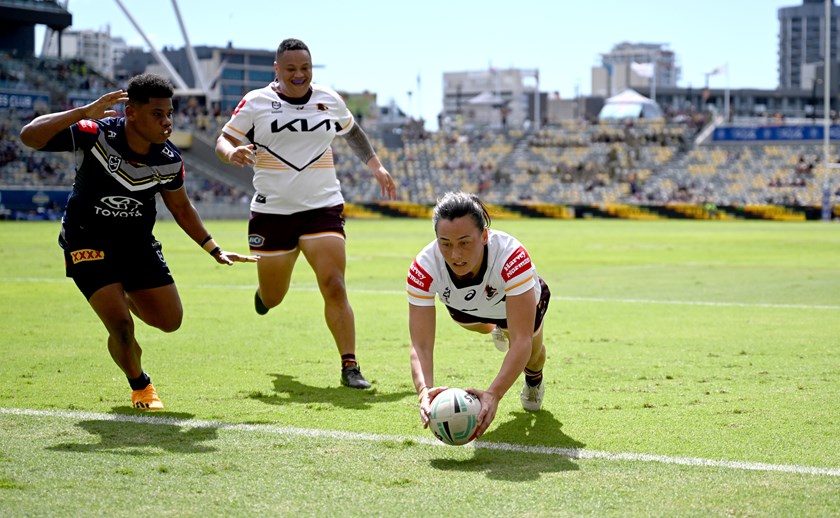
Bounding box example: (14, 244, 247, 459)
(3, 54, 839, 216)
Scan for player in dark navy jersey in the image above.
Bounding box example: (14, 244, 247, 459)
(20, 73, 257, 411)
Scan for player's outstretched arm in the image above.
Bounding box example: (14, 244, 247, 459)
(342, 124, 397, 200)
(409, 304, 439, 427)
(160, 186, 258, 265)
(20, 90, 129, 149)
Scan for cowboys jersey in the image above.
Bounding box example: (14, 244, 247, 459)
(222, 83, 354, 215)
(41, 117, 184, 238)
(406, 230, 542, 322)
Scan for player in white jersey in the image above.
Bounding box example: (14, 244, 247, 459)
(407, 192, 551, 438)
(216, 38, 396, 389)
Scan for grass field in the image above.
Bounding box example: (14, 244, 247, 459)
(1, 218, 838, 516)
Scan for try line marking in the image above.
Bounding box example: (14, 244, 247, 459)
(4, 277, 840, 310)
(2, 407, 837, 477)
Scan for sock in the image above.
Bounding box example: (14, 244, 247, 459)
(341, 354, 358, 369)
(128, 372, 151, 391)
(524, 368, 543, 387)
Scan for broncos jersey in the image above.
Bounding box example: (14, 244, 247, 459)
(41, 117, 184, 238)
(406, 230, 541, 321)
(222, 82, 354, 215)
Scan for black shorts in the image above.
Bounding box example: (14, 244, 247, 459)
(446, 277, 551, 331)
(60, 228, 173, 300)
(248, 204, 345, 255)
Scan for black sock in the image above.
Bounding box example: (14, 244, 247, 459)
(341, 354, 358, 369)
(128, 372, 151, 391)
(524, 368, 543, 387)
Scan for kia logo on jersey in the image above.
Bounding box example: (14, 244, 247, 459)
(270, 118, 343, 133)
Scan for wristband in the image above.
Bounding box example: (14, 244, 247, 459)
(200, 235, 213, 247)
(209, 246, 222, 256)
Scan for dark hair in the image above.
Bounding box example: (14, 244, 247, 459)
(433, 192, 491, 234)
(276, 38, 310, 62)
(126, 73, 174, 104)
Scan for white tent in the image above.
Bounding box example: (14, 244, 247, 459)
(598, 89, 663, 121)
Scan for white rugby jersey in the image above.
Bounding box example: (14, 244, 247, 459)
(406, 230, 541, 321)
(222, 83, 354, 214)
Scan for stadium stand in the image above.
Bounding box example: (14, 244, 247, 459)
(3, 54, 839, 221)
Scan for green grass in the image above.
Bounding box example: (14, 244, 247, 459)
(0, 218, 838, 516)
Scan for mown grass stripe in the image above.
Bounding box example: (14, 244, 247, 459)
(4, 277, 839, 310)
(2, 407, 837, 477)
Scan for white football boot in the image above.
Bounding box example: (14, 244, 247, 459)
(490, 327, 508, 352)
(520, 380, 545, 412)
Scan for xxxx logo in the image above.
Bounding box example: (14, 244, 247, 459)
(71, 249, 105, 264)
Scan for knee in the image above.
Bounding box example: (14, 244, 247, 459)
(155, 313, 182, 333)
(259, 289, 286, 309)
(142, 311, 182, 333)
(319, 274, 347, 301)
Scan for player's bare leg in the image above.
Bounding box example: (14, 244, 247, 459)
(300, 235, 370, 388)
(254, 249, 299, 314)
(88, 284, 163, 409)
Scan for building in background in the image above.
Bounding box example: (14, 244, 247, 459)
(441, 68, 541, 130)
(778, 0, 839, 90)
(0, 0, 70, 57)
(41, 27, 139, 80)
(591, 42, 679, 99)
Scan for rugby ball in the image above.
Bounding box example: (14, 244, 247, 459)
(428, 388, 481, 446)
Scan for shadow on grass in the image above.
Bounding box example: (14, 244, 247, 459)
(47, 411, 217, 455)
(249, 373, 415, 410)
(430, 410, 584, 480)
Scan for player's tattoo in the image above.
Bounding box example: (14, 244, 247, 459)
(344, 124, 376, 164)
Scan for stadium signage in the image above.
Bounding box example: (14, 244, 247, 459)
(713, 124, 840, 142)
(0, 90, 50, 110)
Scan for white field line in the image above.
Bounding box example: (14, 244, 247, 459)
(5, 277, 840, 310)
(2, 407, 838, 477)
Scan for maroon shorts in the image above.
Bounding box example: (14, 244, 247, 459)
(446, 277, 551, 332)
(248, 204, 345, 254)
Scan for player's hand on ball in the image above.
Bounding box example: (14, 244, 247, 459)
(419, 386, 449, 428)
(466, 388, 500, 439)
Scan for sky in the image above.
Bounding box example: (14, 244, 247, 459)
(39, 0, 803, 128)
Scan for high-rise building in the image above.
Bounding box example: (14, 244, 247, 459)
(778, 0, 839, 89)
(591, 42, 679, 98)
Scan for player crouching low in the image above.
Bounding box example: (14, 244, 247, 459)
(406, 192, 550, 439)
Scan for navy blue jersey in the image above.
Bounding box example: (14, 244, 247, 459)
(42, 117, 184, 239)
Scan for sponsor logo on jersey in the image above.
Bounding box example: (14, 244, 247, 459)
(95, 196, 143, 218)
(77, 119, 98, 134)
(442, 286, 451, 303)
(255, 194, 266, 204)
(270, 118, 340, 133)
(464, 289, 476, 301)
(484, 285, 498, 299)
(317, 103, 327, 111)
(161, 146, 175, 158)
(107, 130, 117, 139)
(408, 260, 432, 292)
(272, 101, 282, 110)
(249, 234, 265, 247)
(233, 98, 247, 115)
(107, 155, 122, 172)
(502, 246, 532, 282)
(70, 249, 104, 264)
